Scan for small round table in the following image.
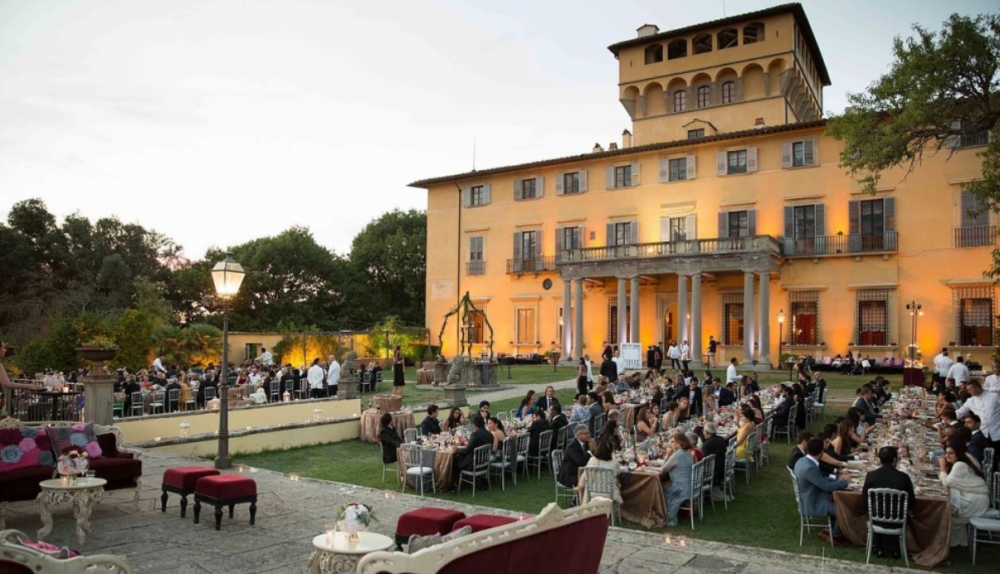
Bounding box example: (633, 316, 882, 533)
(37, 477, 106, 545)
(307, 531, 393, 574)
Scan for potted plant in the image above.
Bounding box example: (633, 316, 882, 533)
(77, 336, 119, 363)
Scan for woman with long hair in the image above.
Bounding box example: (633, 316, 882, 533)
(702, 385, 717, 418)
(516, 390, 536, 419)
(577, 438, 623, 504)
(442, 406, 465, 432)
(734, 406, 756, 462)
(746, 395, 765, 424)
(636, 403, 660, 442)
(577, 358, 589, 398)
(662, 431, 695, 527)
(392, 345, 405, 397)
(939, 436, 990, 546)
(831, 419, 855, 459)
(487, 416, 506, 453)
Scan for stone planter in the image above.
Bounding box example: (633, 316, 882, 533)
(76, 346, 119, 364)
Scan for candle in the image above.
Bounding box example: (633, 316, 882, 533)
(289, 473, 300, 481)
(154, 437, 161, 442)
(60, 475, 69, 486)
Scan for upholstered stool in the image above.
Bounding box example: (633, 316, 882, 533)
(451, 514, 518, 533)
(161, 466, 221, 517)
(193, 474, 257, 530)
(395, 507, 467, 549)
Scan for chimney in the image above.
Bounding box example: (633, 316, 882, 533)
(609, 143, 618, 151)
(622, 129, 633, 148)
(754, 117, 766, 128)
(637, 24, 659, 38)
(593, 143, 604, 153)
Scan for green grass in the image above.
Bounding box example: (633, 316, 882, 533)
(235, 372, 997, 572)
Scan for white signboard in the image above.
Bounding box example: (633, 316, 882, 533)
(620, 343, 643, 369)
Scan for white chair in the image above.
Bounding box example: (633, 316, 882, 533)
(865, 488, 909, 567)
(757, 419, 771, 469)
(0, 529, 132, 573)
(970, 472, 1000, 564)
(723, 446, 737, 507)
(403, 428, 418, 443)
(489, 436, 518, 490)
(678, 459, 704, 530)
(167, 389, 180, 412)
(582, 466, 621, 525)
(812, 387, 827, 420)
(457, 444, 491, 497)
(497, 411, 509, 423)
(983, 448, 996, 505)
(269, 380, 280, 402)
(150, 391, 165, 415)
(590, 413, 607, 439)
(700, 454, 716, 518)
(184, 392, 196, 411)
(514, 432, 529, 477)
(789, 468, 833, 547)
(526, 430, 553, 479)
(550, 450, 576, 507)
(400, 444, 434, 496)
(555, 424, 570, 454)
(129, 391, 144, 417)
(773, 404, 797, 443)
(735, 431, 757, 484)
(203, 386, 217, 406)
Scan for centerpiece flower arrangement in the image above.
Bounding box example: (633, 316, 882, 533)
(55, 447, 89, 482)
(337, 502, 375, 541)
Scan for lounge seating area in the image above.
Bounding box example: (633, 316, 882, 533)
(0, 529, 132, 574)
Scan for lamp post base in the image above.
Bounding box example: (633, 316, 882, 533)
(214, 454, 232, 470)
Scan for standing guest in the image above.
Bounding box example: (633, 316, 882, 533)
(613, 349, 626, 379)
(947, 355, 971, 386)
(392, 345, 405, 397)
(421, 404, 442, 436)
(794, 438, 850, 543)
(662, 431, 695, 527)
(706, 336, 718, 368)
(280, 365, 298, 399)
(655, 342, 664, 373)
(379, 413, 403, 465)
(680, 341, 691, 373)
(557, 425, 593, 488)
(686, 377, 702, 417)
(259, 346, 273, 367)
(442, 407, 465, 432)
(726, 357, 739, 384)
(307, 358, 325, 399)
(534, 386, 561, 413)
(939, 436, 990, 546)
(152, 355, 166, 374)
(702, 384, 718, 418)
(516, 390, 536, 419)
(984, 362, 1000, 394)
(584, 354, 595, 391)
(600, 353, 617, 385)
(668, 341, 681, 371)
(862, 446, 915, 559)
(527, 409, 552, 456)
(576, 358, 589, 398)
(577, 438, 623, 505)
(933, 348, 953, 385)
(449, 415, 493, 491)
(601, 342, 614, 362)
(326, 355, 341, 397)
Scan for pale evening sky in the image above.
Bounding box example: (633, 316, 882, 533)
(0, 0, 995, 260)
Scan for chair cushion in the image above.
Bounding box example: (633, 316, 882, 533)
(195, 474, 257, 499)
(48, 423, 103, 459)
(452, 514, 519, 533)
(163, 466, 221, 490)
(0, 425, 55, 472)
(0, 465, 58, 502)
(87, 457, 142, 485)
(407, 525, 472, 554)
(982, 508, 1000, 519)
(970, 517, 1000, 531)
(405, 467, 433, 476)
(396, 507, 466, 537)
(96, 433, 131, 459)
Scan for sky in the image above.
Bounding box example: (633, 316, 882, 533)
(1, 0, 996, 260)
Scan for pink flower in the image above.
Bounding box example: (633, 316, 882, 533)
(85, 442, 102, 458)
(71, 423, 86, 431)
(18, 438, 37, 452)
(37, 429, 47, 437)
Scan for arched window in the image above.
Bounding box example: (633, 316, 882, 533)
(673, 90, 687, 113)
(644, 44, 663, 64)
(667, 39, 687, 60)
(693, 34, 712, 54)
(718, 29, 738, 49)
(722, 81, 736, 104)
(743, 23, 764, 44)
(697, 85, 711, 108)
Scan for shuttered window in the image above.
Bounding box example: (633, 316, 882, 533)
(463, 184, 492, 207)
(516, 308, 536, 345)
(468, 236, 485, 275)
(470, 304, 487, 344)
(723, 293, 744, 346)
(514, 177, 543, 200)
(848, 197, 895, 252)
(954, 286, 995, 345)
(722, 81, 736, 104)
(718, 210, 756, 238)
(855, 289, 891, 346)
(788, 291, 819, 345)
(781, 139, 817, 168)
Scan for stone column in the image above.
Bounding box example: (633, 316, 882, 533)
(617, 277, 627, 345)
(758, 272, 771, 367)
(574, 278, 584, 359)
(82, 370, 115, 426)
(743, 271, 755, 365)
(629, 276, 640, 343)
(677, 274, 688, 345)
(563, 278, 573, 357)
(691, 273, 702, 366)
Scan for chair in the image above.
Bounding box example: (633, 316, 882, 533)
(167, 389, 180, 412)
(112, 399, 125, 419)
(812, 387, 826, 420)
(203, 386, 217, 406)
(269, 380, 280, 402)
(789, 468, 833, 547)
(360, 372, 373, 393)
(590, 413, 607, 439)
(757, 419, 772, 469)
(983, 448, 996, 498)
(526, 430, 553, 479)
(550, 450, 575, 507)
(555, 424, 570, 453)
(400, 444, 434, 496)
(184, 392, 196, 411)
(489, 436, 518, 490)
(970, 472, 1000, 564)
(403, 428, 418, 443)
(865, 488, 910, 567)
(457, 444, 491, 497)
(130, 391, 144, 417)
(381, 458, 400, 484)
(497, 411, 509, 423)
(775, 404, 797, 443)
(735, 431, 757, 484)
(514, 432, 529, 478)
(582, 466, 621, 525)
(678, 459, 704, 530)
(723, 446, 736, 507)
(699, 454, 716, 518)
(804, 394, 814, 426)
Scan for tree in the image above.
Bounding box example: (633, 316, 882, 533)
(827, 13, 1000, 269)
(349, 209, 426, 326)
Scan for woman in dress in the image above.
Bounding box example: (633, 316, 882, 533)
(831, 419, 856, 459)
(939, 436, 990, 546)
(635, 403, 660, 443)
(487, 416, 506, 453)
(577, 358, 588, 398)
(442, 407, 465, 432)
(392, 345, 405, 397)
(702, 385, 717, 418)
(746, 395, 765, 424)
(516, 390, 536, 419)
(734, 406, 756, 463)
(576, 439, 623, 505)
(379, 413, 403, 466)
(662, 431, 695, 527)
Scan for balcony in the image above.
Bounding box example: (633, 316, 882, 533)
(782, 231, 898, 257)
(506, 256, 557, 274)
(954, 225, 997, 248)
(558, 235, 781, 264)
(466, 260, 486, 276)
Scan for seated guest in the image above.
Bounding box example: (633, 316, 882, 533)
(599, 418, 623, 451)
(662, 432, 695, 527)
(577, 438, 622, 504)
(527, 409, 552, 456)
(602, 390, 616, 413)
(853, 387, 882, 425)
(557, 425, 593, 488)
(954, 426, 984, 464)
(420, 404, 442, 436)
(487, 416, 506, 453)
(963, 414, 990, 455)
(788, 431, 813, 472)
(516, 390, 536, 419)
(734, 407, 756, 463)
(477, 400, 491, 421)
(939, 436, 990, 546)
(636, 403, 660, 442)
(533, 386, 560, 413)
(550, 403, 569, 436)
(717, 382, 737, 407)
(662, 401, 681, 429)
(442, 407, 465, 432)
(701, 423, 728, 501)
(449, 415, 493, 491)
(747, 395, 765, 424)
(570, 394, 592, 426)
(379, 413, 403, 465)
(862, 446, 915, 559)
(794, 438, 850, 543)
(587, 392, 604, 419)
(771, 388, 793, 429)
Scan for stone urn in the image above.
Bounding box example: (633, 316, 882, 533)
(76, 346, 119, 365)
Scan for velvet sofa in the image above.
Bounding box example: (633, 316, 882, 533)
(357, 498, 611, 574)
(0, 418, 142, 530)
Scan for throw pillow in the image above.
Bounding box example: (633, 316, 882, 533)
(17, 537, 80, 558)
(407, 525, 472, 554)
(0, 426, 55, 472)
(48, 423, 103, 459)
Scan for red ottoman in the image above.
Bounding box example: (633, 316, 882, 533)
(193, 474, 257, 530)
(452, 514, 518, 533)
(161, 466, 221, 517)
(395, 507, 467, 549)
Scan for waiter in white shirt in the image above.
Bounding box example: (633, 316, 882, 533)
(326, 355, 341, 397)
(984, 363, 1000, 393)
(307, 358, 326, 399)
(933, 348, 953, 383)
(726, 357, 739, 383)
(946, 356, 970, 385)
(259, 347, 273, 367)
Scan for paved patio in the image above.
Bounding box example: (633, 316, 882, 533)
(1, 448, 920, 574)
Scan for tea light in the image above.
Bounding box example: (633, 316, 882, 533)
(154, 436, 161, 442)
(245, 426, 252, 432)
(382, 491, 394, 500)
(60, 475, 69, 486)
(180, 421, 190, 436)
(313, 407, 322, 421)
(283, 391, 291, 403)
(289, 473, 300, 481)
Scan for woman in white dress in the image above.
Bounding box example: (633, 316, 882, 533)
(939, 437, 990, 546)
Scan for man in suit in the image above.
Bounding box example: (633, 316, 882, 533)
(794, 438, 849, 543)
(527, 409, 552, 456)
(701, 422, 729, 502)
(557, 424, 593, 488)
(686, 378, 702, 417)
(420, 404, 442, 436)
(550, 403, 569, 437)
(771, 387, 793, 429)
(717, 382, 737, 407)
(449, 415, 493, 491)
(862, 446, 915, 559)
(964, 413, 990, 455)
(853, 387, 882, 425)
(534, 386, 561, 413)
(787, 431, 812, 471)
(587, 392, 604, 419)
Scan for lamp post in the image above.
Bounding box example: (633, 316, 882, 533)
(506, 341, 513, 379)
(906, 300, 923, 362)
(211, 252, 245, 470)
(777, 310, 789, 380)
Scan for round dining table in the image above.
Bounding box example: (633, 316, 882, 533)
(28, 389, 83, 421)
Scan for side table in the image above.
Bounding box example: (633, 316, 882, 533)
(37, 477, 107, 545)
(307, 531, 393, 574)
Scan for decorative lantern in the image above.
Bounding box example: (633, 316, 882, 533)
(313, 407, 323, 422)
(180, 421, 191, 437)
(209, 397, 220, 410)
(282, 390, 291, 403)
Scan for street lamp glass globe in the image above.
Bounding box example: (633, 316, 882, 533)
(211, 253, 245, 298)
(777, 310, 785, 324)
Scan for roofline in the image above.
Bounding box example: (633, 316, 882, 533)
(606, 3, 831, 86)
(408, 119, 828, 188)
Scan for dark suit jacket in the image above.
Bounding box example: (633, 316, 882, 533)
(687, 385, 703, 416)
(534, 396, 561, 413)
(558, 438, 590, 487)
(420, 417, 441, 437)
(971, 430, 989, 453)
(379, 427, 402, 464)
(772, 399, 792, 428)
(717, 388, 736, 407)
(702, 435, 728, 485)
(853, 397, 881, 425)
(862, 465, 916, 516)
(528, 419, 552, 456)
(457, 428, 493, 470)
(787, 446, 806, 471)
(550, 414, 569, 438)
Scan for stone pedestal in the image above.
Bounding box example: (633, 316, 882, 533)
(340, 378, 360, 400)
(461, 362, 498, 386)
(82, 371, 115, 426)
(441, 384, 468, 407)
(434, 362, 449, 385)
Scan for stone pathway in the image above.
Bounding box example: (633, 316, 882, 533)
(1, 448, 920, 573)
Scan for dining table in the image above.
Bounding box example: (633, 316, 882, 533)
(28, 389, 83, 421)
(396, 445, 456, 491)
(359, 409, 415, 444)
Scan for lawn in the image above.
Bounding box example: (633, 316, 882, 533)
(235, 369, 997, 572)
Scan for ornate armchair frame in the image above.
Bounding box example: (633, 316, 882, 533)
(0, 529, 131, 573)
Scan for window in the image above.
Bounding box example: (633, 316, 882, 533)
(673, 90, 687, 113)
(469, 306, 486, 344)
(955, 286, 995, 345)
(556, 226, 582, 252)
(560, 172, 582, 194)
(793, 205, 816, 241)
(788, 291, 819, 345)
(693, 34, 712, 54)
(517, 178, 537, 200)
(687, 128, 704, 139)
(516, 308, 536, 345)
(855, 289, 890, 346)
(696, 86, 710, 109)
(512, 230, 540, 271)
(956, 190, 993, 247)
(722, 81, 736, 104)
(644, 44, 663, 64)
(718, 29, 738, 49)
(727, 150, 747, 174)
(723, 294, 744, 346)
(607, 302, 630, 345)
(667, 39, 687, 60)
(783, 204, 825, 255)
(614, 165, 632, 188)
(466, 184, 491, 207)
(668, 158, 687, 181)
(519, 231, 537, 261)
(718, 209, 756, 238)
(782, 139, 816, 168)
(669, 217, 687, 241)
(848, 197, 896, 252)
(792, 142, 805, 167)
(743, 23, 764, 44)
(614, 222, 631, 246)
(467, 236, 484, 275)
